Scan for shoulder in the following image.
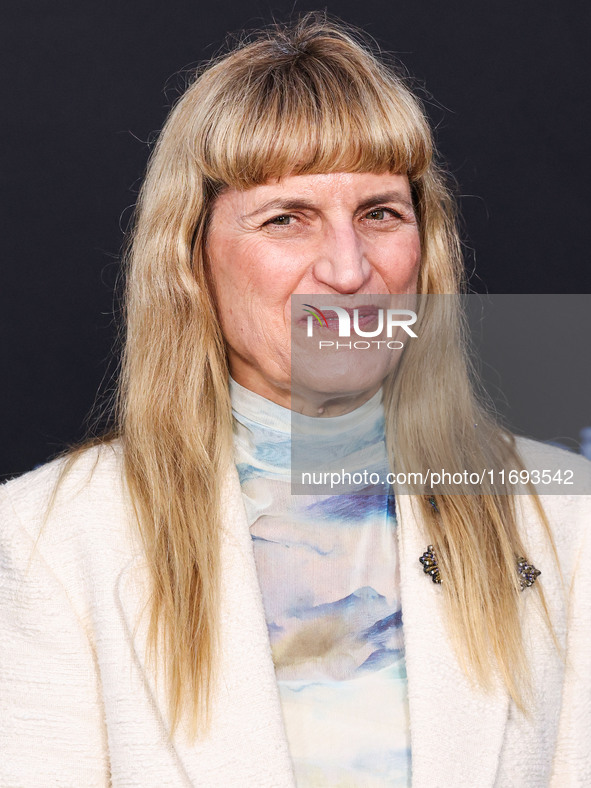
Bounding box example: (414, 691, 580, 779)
(513, 435, 591, 517)
(512, 436, 591, 583)
(3, 440, 122, 508)
(1, 441, 130, 535)
(515, 435, 591, 477)
(0, 442, 139, 607)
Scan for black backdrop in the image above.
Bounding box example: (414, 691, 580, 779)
(2, 0, 590, 479)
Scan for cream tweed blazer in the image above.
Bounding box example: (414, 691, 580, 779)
(1, 441, 590, 787)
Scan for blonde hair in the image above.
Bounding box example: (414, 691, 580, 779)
(98, 13, 557, 738)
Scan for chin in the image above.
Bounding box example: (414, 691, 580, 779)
(292, 347, 398, 394)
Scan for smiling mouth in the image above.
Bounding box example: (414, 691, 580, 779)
(297, 304, 381, 331)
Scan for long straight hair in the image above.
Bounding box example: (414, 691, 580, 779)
(109, 14, 557, 738)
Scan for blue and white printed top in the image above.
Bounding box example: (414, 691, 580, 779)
(230, 378, 411, 787)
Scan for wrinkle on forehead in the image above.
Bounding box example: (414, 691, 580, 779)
(209, 171, 413, 218)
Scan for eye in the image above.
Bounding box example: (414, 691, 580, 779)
(365, 207, 402, 221)
(266, 214, 293, 226)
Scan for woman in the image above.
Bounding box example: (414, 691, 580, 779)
(1, 14, 589, 787)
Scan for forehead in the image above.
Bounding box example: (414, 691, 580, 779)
(212, 171, 412, 212)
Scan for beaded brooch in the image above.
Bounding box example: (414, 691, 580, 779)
(420, 497, 541, 590)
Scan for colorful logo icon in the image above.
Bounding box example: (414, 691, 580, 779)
(302, 304, 330, 328)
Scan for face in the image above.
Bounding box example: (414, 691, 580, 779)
(206, 171, 421, 411)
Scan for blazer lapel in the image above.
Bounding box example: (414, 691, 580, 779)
(116, 465, 296, 787)
(396, 494, 509, 787)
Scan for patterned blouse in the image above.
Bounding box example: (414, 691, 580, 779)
(231, 378, 412, 787)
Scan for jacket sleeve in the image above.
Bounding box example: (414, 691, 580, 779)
(0, 488, 110, 787)
(550, 497, 591, 785)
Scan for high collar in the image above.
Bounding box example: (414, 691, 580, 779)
(229, 376, 384, 435)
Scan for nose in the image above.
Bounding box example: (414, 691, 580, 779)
(311, 221, 371, 294)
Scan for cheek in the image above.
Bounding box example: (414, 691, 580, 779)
(207, 237, 259, 319)
(379, 233, 422, 291)
(207, 246, 251, 349)
(209, 235, 282, 295)
(207, 238, 294, 347)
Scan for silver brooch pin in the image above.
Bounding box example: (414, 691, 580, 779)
(419, 545, 441, 584)
(515, 557, 542, 590)
(421, 498, 541, 590)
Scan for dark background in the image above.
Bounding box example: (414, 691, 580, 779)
(2, 0, 590, 479)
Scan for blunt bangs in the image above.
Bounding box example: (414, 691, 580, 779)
(189, 31, 433, 190)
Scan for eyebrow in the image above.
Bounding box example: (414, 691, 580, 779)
(242, 190, 414, 220)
